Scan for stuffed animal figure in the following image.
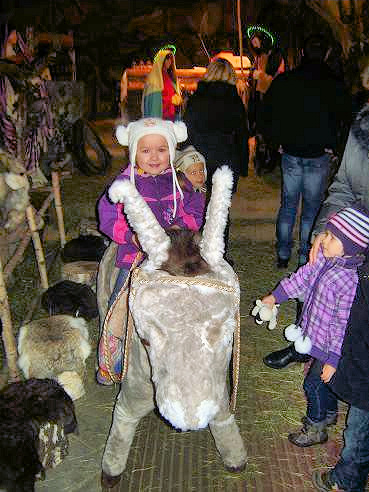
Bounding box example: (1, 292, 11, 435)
(251, 299, 279, 330)
(98, 166, 247, 490)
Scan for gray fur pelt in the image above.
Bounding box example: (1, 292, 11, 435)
(17, 315, 91, 400)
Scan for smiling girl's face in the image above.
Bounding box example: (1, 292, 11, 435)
(136, 134, 170, 175)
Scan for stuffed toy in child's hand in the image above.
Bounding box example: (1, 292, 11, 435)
(251, 300, 279, 330)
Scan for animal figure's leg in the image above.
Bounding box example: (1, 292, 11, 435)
(101, 348, 154, 486)
(209, 408, 247, 472)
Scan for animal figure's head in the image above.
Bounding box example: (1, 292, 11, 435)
(109, 166, 239, 431)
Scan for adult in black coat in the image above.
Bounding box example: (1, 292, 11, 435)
(312, 263, 369, 491)
(183, 57, 248, 191)
(259, 35, 351, 270)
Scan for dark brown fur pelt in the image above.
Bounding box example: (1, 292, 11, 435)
(0, 378, 78, 491)
(160, 229, 210, 277)
(61, 234, 108, 263)
(41, 280, 98, 320)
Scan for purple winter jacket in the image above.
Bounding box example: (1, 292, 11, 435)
(272, 249, 364, 368)
(98, 164, 205, 269)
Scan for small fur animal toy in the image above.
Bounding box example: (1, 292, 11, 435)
(0, 378, 77, 492)
(41, 280, 98, 320)
(251, 300, 279, 330)
(17, 315, 92, 400)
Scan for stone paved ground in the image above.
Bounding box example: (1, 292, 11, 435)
(5, 119, 360, 491)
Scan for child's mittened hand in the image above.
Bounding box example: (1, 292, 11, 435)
(321, 364, 336, 383)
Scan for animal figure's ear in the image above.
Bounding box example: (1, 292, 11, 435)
(108, 180, 170, 269)
(200, 166, 233, 268)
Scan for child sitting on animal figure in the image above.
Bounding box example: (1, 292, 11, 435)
(259, 207, 369, 447)
(174, 145, 207, 193)
(97, 117, 205, 385)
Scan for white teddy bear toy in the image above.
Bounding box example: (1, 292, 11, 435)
(251, 300, 279, 330)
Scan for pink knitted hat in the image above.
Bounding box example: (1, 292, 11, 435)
(326, 207, 369, 256)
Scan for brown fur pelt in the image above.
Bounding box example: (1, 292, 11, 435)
(0, 378, 77, 491)
(160, 229, 210, 277)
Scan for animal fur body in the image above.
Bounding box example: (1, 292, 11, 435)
(61, 234, 108, 263)
(98, 166, 247, 489)
(41, 280, 98, 320)
(0, 378, 77, 492)
(17, 315, 91, 400)
(0, 172, 30, 231)
(161, 229, 210, 276)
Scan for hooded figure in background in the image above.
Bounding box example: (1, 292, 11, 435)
(142, 48, 183, 121)
(247, 26, 286, 176)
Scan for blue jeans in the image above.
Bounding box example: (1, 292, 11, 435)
(276, 153, 330, 264)
(331, 406, 369, 491)
(303, 359, 338, 423)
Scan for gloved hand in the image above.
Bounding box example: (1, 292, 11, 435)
(251, 299, 279, 330)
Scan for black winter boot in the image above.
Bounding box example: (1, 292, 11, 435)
(263, 344, 311, 369)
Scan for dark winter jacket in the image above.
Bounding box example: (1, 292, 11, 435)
(183, 80, 248, 184)
(329, 260, 369, 411)
(259, 60, 351, 158)
(314, 104, 369, 235)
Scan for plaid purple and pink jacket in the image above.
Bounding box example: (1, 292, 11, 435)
(272, 249, 364, 368)
(98, 164, 205, 269)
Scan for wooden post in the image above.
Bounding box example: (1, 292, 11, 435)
(0, 256, 20, 382)
(51, 171, 66, 248)
(237, 0, 244, 76)
(26, 205, 49, 289)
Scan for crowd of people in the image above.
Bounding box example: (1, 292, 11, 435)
(96, 30, 368, 492)
(4, 16, 369, 491)
(91, 25, 369, 489)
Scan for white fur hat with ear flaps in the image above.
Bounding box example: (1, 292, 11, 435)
(116, 118, 188, 170)
(116, 118, 188, 217)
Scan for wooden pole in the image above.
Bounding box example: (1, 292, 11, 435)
(237, 0, 244, 76)
(0, 256, 20, 382)
(26, 205, 49, 289)
(236, 0, 248, 107)
(51, 171, 66, 248)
